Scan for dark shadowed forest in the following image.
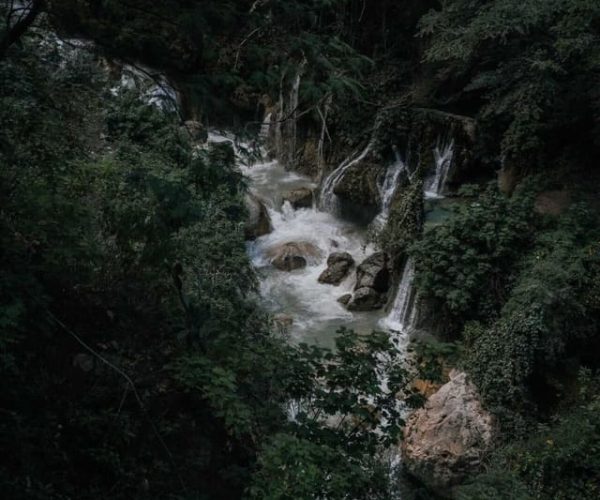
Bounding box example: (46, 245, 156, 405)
(1, 1, 599, 499)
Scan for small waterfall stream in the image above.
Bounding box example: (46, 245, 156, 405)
(319, 141, 374, 213)
(424, 138, 454, 199)
(380, 258, 417, 333)
(373, 154, 406, 228)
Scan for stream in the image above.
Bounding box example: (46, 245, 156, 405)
(243, 156, 381, 348)
(208, 129, 453, 349)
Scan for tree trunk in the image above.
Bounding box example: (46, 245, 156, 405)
(0, 0, 45, 59)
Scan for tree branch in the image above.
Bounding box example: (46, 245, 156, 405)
(0, 0, 45, 60)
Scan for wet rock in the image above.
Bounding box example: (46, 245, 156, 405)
(282, 187, 314, 209)
(266, 241, 322, 271)
(244, 193, 272, 240)
(355, 252, 390, 293)
(347, 287, 385, 311)
(318, 252, 355, 285)
(333, 160, 382, 208)
(337, 293, 352, 306)
(402, 370, 497, 494)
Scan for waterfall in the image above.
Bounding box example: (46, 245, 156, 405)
(260, 112, 272, 140)
(381, 258, 417, 333)
(424, 138, 454, 199)
(373, 153, 406, 227)
(274, 61, 306, 168)
(319, 141, 374, 213)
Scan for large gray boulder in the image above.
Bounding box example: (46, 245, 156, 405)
(266, 241, 322, 271)
(244, 193, 272, 240)
(282, 187, 314, 209)
(318, 252, 355, 285)
(402, 370, 497, 494)
(355, 252, 390, 293)
(333, 159, 382, 208)
(346, 287, 385, 311)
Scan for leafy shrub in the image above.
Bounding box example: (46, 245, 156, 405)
(411, 183, 535, 333)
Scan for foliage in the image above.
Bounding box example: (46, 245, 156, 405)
(0, 25, 406, 499)
(378, 179, 424, 269)
(418, 0, 600, 167)
(455, 370, 600, 500)
(411, 183, 536, 332)
(249, 328, 407, 499)
(465, 202, 600, 421)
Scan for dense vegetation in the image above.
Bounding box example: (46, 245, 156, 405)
(1, 0, 599, 499)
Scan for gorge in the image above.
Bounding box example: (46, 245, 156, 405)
(1, 1, 599, 500)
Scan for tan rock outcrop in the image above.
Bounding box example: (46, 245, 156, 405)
(402, 370, 497, 494)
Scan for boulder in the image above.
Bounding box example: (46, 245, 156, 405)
(355, 252, 390, 293)
(346, 287, 385, 311)
(402, 370, 497, 494)
(318, 252, 355, 285)
(282, 187, 314, 209)
(266, 241, 322, 271)
(333, 160, 382, 208)
(337, 293, 352, 306)
(244, 193, 272, 240)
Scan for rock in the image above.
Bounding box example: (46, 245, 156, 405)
(282, 187, 314, 209)
(266, 241, 322, 271)
(355, 252, 390, 293)
(333, 159, 382, 208)
(402, 370, 497, 493)
(182, 120, 208, 142)
(346, 287, 385, 311)
(244, 193, 272, 240)
(534, 190, 571, 216)
(318, 252, 355, 285)
(337, 294, 352, 306)
(412, 379, 442, 398)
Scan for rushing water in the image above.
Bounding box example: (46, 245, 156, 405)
(373, 156, 407, 228)
(424, 138, 454, 199)
(242, 158, 383, 347)
(319, 141, 375, 214)
(380, 258, 417, 333)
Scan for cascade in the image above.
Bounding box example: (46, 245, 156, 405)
(424, 138, 454, 198)
(373, 152, 406, 227)
(380, 258, 417, 333)
(319, 141, 374, 213)
(274, 61, 306, 168)
(260, 112, 272, 140)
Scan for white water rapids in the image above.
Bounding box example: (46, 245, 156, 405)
(243, 159, 382, 347)
(208, 128, 454, 349)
